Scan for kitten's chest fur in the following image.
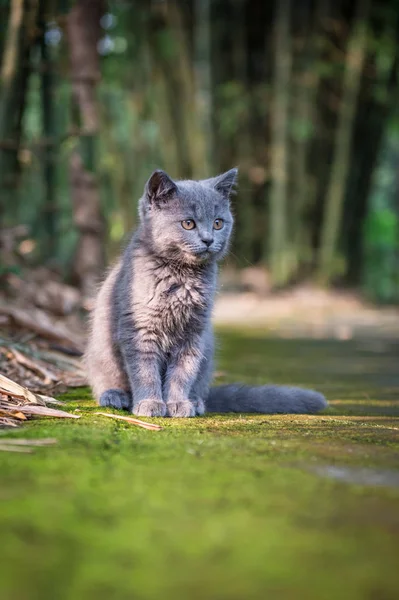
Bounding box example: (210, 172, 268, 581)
(129, 250, 215, 347)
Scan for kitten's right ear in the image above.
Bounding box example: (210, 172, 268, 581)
(145, 170, 177, 205)
(204, 168, 238, 200)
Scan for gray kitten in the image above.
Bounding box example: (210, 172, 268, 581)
(85, 169, 327, 417)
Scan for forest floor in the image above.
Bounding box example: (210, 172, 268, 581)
(1, 328, 399, 600)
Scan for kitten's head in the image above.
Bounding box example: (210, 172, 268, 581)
(138, 168, 237, 264)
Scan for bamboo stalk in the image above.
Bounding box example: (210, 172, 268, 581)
(317, 0, 370, 283)
(291, 0, 322, 270)
(0, 0, 25, 209)
(267, 0, 293, 286)
(38, 0, 57, 258)
(146, 1, 208, 179)
(194, 0, 212, 171)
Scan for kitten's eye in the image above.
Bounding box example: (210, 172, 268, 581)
(181, 219, 196, 230)
(213, 218, 224, 230)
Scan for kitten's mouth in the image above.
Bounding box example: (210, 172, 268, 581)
(195, 249, 212, 260)
(179, 247, 215, 264)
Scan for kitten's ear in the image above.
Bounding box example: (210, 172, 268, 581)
(145, 170, 177, 205)
(204, 168, 238, 199)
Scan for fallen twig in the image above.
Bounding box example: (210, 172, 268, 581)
(0, 438, 57, 446)
(0, 444, 33, 453)
(0, 417, 19, 427)
(94, 412, 162, 431)
(37, 349, 84, 372)
(0, 305, 83, 352)
(35, 394, 66, 406)
(8, 347, 58, 384)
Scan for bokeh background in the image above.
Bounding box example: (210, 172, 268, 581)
(1, 0, 399, 303)
(1, 5, 399, 600)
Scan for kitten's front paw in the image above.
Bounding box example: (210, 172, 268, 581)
(167, 400, 196, 418)
(133, 400, 166, 417)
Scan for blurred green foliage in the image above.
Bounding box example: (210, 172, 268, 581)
(1, 0, 399, 301)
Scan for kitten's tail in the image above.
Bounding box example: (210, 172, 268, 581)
(206, 384, 327, 414)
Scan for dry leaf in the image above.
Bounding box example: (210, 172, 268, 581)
(0, 372, 45, 405)
(0, 409, 27, 421)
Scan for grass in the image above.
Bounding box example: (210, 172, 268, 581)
(1, 330, 399, 600)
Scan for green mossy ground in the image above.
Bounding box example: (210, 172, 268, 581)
(1, 330, 399, 600)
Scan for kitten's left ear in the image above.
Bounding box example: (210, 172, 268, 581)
(204, 168, 238, 200)
(145, 169, 177, 205)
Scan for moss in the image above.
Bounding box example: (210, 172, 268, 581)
(0, 329, 399, 600)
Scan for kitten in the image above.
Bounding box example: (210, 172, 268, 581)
(85, 169, 327, 417)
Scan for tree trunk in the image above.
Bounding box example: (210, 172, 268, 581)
(345, 11, 399, 284)
(363, 106, 399, 303)
(267, 0, 292, 287)
(194, 0, 212, 172)
(317, 0, 370, 284)
(0, 0, 31, 217)
(38, 0, 57, 259)
(66, 0, 105, 298)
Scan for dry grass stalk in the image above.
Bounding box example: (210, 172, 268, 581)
(95, 412, 162, 431)
(0, 444, 33, 453)
(0, 403, 80, 419)
(0, 437, 58, 452)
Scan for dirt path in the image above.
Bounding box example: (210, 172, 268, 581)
(214, 288, 399, 339)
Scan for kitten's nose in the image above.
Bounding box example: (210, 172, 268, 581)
(201, 237, 213, 247)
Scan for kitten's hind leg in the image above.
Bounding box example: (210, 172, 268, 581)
(192, 398, 206, 416)
(99, 389, 131, 410)
(189, 332, 214, 416)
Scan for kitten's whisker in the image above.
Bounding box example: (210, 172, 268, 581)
(228, 251, 256, 268)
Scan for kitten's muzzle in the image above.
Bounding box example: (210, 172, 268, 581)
(201, 236, 214, 248)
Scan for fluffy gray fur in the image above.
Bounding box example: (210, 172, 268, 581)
(85, 168, 327, 417)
